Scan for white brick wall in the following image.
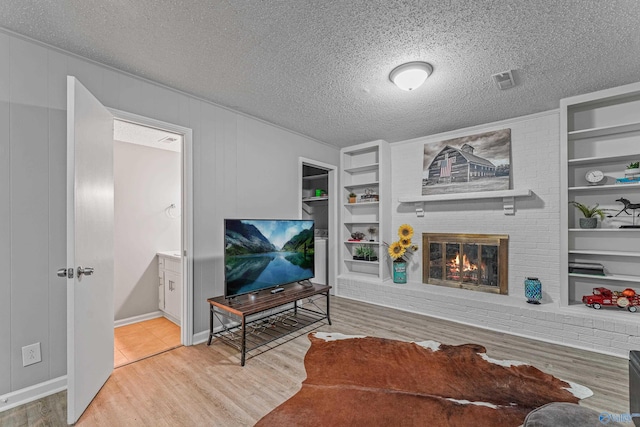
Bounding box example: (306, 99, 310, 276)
(337, 110, 638, 358)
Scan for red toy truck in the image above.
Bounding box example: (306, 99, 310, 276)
(582, 287, 640, 312)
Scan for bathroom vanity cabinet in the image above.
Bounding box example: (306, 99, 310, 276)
(158, 251, 182, 324)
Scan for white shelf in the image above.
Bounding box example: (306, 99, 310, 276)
(344, 163, 379, 174)
(569, 249, 640, 257)
(302, 173, 328, 181)
(344, 201, 379, 207)
(302, 196, 329, 202)
(399, 188, 531, 203)
(569, 153, 640, 166)
(344, 181, 379, 189)
(569, 182, 640, 191)
(568, 121, 640, 140)
(399, 189, 532, 216)
(569, 273, 640, 283)
(344, 221, 379, 225)
(569, 228, 640, 232)
(344, 259, 380, 265)
(344, 240, 379, 245)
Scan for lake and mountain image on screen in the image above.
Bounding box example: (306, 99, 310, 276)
(224, 219, 314, 297)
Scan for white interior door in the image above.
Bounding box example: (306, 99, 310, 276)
(66, 76, 114, 424)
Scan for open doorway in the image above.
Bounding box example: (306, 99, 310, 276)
(299, 158, 338, 292)
(112, 119, 184, 367)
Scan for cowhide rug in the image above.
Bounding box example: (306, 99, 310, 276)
(256, 332, 592, 427)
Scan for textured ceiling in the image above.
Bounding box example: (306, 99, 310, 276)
(1, 1, 639, 148)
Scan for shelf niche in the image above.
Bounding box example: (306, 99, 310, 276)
(560, 81, 640, 307)
(340, 140, 391, 281)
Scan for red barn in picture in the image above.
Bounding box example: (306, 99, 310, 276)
(426, 143, 497, 184)
(422, 128, 511, 195)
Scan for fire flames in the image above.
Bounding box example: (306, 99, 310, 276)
(447, 252, 482, 281)
(450, 253, 477, 272)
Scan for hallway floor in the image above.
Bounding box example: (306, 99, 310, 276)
(114, 317, 181, 367)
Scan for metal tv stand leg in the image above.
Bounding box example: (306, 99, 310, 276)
(241, 316, 247, 366)
(207, 304, 213, 345)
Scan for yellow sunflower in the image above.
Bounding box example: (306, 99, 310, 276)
(387, 242, 406, 260)
(398, 224, 414, 239)
(399, 237, 412, 247)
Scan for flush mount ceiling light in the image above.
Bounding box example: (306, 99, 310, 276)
(389, 61, 433, 91)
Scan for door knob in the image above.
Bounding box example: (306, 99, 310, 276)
(57, 268, 74, 278)
(77, 266, 94, 279)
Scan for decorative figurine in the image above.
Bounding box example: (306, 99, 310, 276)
(582, 287, 639, 312)
(609, 198, 640, 228)
(367, 226, 377, 242)
(350, 231, 365, 241)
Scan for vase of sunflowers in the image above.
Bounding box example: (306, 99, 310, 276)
(385, 224, 419, 284)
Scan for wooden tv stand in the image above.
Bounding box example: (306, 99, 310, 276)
(206, 282, 331, 366)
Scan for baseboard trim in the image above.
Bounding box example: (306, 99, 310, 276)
(0, 376, 67, 412)
(114, 311, 163, 328)
(162, 311, 181, 327)
(192, 330, 210, 345)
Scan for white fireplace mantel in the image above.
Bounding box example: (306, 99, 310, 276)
(398, 189, 532, 216)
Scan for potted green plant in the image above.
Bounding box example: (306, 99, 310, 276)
(625, 161, 640, 177)
(569, 201, 606, 229)
(361, 246, 377, 262)
(348, 192, 357, 203)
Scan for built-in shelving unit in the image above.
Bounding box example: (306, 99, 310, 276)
(560, 81, 640, 307)
(340, 140, 391, 280)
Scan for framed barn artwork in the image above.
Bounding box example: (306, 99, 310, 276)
(422, 128, 511, 195)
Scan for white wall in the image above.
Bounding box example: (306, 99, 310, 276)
(0, 30, 339, 400)
(114, 141, 181, 321)
(337, 110, 640, 358)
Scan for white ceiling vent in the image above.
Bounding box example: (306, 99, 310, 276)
(492, 70, 516, 90)
(158, 136, 179, 143)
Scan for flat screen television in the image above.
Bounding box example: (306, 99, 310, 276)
(224, 219, 315, 298)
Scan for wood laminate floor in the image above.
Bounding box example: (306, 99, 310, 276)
(0, 296, 630, 426)
(114, 317, 181, 367)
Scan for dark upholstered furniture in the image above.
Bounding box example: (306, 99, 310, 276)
(523, 402, 626, 427)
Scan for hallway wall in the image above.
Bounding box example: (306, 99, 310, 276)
(0, 30, 339, 401)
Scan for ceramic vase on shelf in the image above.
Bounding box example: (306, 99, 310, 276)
(393, 259, 407, 284)
(524, 277, 542, 304)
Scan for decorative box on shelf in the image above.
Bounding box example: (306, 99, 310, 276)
(616, 176, 640, 184)
(359, 195, 379, 202)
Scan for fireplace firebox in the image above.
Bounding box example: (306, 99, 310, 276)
(422, 233, 508, 295)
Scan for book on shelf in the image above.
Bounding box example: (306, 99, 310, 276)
(568, 262, 604, 269)
(568, 262, 604, 275)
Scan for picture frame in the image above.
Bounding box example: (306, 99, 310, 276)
(422, 129, 512, 195)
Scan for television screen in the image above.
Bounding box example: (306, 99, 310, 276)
(224, 219, 315, 298)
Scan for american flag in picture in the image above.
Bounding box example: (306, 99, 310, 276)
(440, 153, 455, 177)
